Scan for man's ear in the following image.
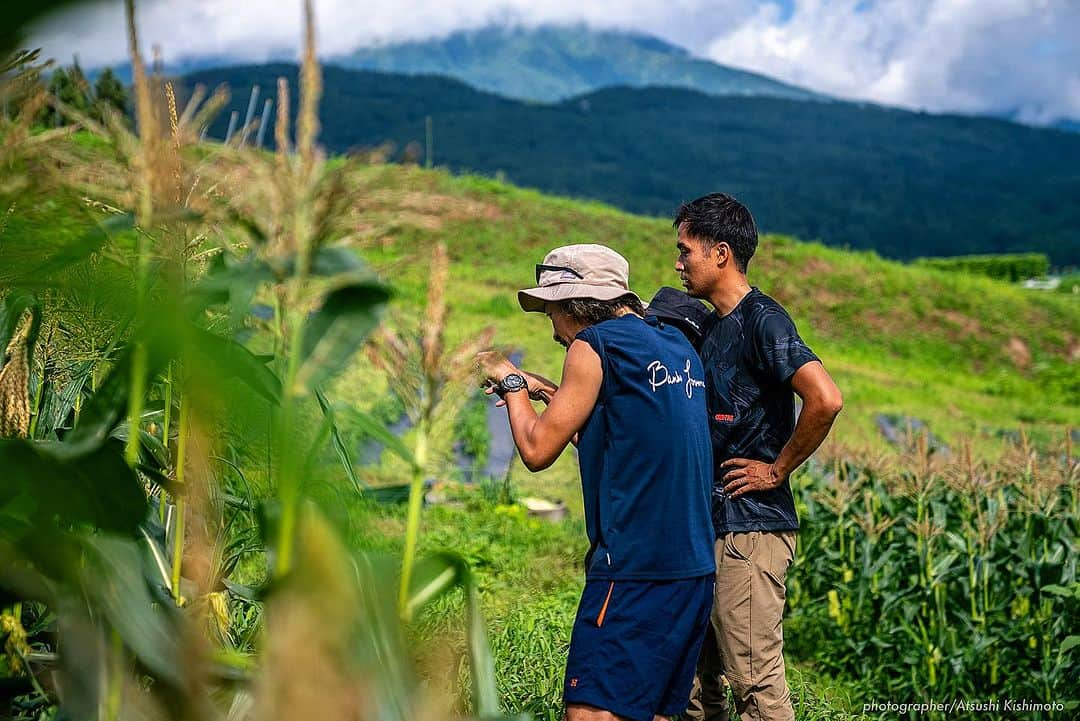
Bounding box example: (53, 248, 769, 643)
(715, 242, 732, 267)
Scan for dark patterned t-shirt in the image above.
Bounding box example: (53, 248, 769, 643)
(699, 288, 819, 533)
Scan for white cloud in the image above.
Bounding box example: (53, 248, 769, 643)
(705, 0, 1080, 123)
(25, 0, 1080, 124)
(27, 0, 752, 67)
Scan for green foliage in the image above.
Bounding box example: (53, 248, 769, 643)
(487, 592, 575, 721)
(44, 64, 92, 125)
(0, 439, 146, 535)
(914, 253, 1051, 281)
(1056, 272, 1080, 294)
(786, 443, 1080, 708)
(28, 61, 130, 129)
(0, 9, 512, 719)
(91, 67, 128, 120)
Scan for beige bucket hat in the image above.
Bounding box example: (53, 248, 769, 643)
(518, 244, 640, 313)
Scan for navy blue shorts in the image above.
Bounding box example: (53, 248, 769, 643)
(563, 575, 714, 721)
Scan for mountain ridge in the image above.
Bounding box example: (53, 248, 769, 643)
(332, 24, 823, 103)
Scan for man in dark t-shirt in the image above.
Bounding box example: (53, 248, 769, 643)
(673, 194, 843, 721)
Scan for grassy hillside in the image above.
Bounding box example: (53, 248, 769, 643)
(185, 64, 1080, 265)
(323, 162, 1078, 455)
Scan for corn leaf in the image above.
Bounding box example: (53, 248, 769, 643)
(296, 280, 389, 392)
(0, 438, 146, 534)
(342, 405, 415, 469)
(404, 552, 501, 718)
(34, 358, 94, 439)
(405, 552, 467, 617)
(189, 326, 282, 404)
(187, 253, 275, 326)
(315, 388, 366, 492)
(26, 213, 134, 282)
(81, 535, 184, 688)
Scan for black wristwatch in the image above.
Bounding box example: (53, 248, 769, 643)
(496, 373, 528, 398)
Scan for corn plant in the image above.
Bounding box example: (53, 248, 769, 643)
(0, 1, 514, 719)
(364, 242, 494, 617)
(787, 434, 1079, 717)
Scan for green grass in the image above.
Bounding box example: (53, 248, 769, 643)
(345, 496, 871, 720)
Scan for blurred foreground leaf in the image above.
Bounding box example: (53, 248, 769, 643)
(342, 404, 416, 469)
(0, 438, 146, 535)
(189, 326, 282, 404)
(406, 551, 502, 719)
(81, 535, 184, 687)
(1, 1, 92, 55)
(296, 248, 390, 392)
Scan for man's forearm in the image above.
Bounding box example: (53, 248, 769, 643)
(504, 390, 546, 470)
(773, 403, 840, 480)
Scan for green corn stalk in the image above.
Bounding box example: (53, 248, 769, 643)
(170, 389, 190, 604)
(271, 0, 321, 580)
(160, 363, 173, 524)
(399, 417, 429, 618)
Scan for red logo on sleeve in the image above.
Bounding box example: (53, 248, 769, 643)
(714, 413, 735, 423)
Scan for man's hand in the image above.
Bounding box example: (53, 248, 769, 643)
(490, 370, 559, 407)
(522, 371, 558, 402)
(721, 458, 786, 498)
(475, 350, 520, 388)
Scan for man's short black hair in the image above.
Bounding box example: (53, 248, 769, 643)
(673, 193, 758, 274)
(563, 294, 645, 326)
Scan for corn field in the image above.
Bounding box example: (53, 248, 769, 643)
(1, 2, 1079, 721)
(788, 435, 1079, 712)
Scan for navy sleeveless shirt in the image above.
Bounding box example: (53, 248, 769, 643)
(573, 314, 715, 581)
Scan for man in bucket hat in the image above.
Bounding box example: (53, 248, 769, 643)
(476, 243, 717, 721)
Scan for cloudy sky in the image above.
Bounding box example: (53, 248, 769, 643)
(28, 0, 1080, 125)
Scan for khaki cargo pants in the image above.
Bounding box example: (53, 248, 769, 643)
(685, 530, 797, 721)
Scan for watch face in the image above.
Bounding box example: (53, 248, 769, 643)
(502, 373, 527, 392)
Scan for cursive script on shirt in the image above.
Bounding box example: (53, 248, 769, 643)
(648, 359, 706, 399)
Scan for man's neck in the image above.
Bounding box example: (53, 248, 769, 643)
(708, 278, 753, 317)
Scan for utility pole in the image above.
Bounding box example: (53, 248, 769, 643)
(425, 115, 433, 169)
(255, 98, 273, 148)
(224, 110, 239, 144)
(239, 84, 260, 147)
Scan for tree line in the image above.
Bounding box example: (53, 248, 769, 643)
(8, 60, 129, 125)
